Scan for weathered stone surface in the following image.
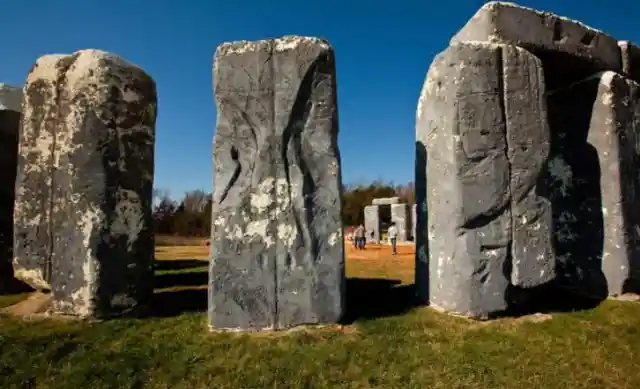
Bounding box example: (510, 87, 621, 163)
(546, 71, 640, 297)
(503, 48, 555, 288)
(452, 2, 621, 87)
(390, 203, 410, 242)
(619, 41, 640, 83)
(415, 41, 554, 317)
(364, 205, 380, 244)
(13, 50, 157, 317)
(209, 36, 345, 331)
(371, 197, 400, 205)
(592, 73, 640, 296)
(0, 84, 21, 293)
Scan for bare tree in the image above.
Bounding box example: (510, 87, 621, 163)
(181, 189, 211, 213)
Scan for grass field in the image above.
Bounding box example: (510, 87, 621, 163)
(1, 239, 639, 388)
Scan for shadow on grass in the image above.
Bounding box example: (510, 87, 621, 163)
(498, 280, 605, 319)
(149, 258, 208, 317)
(151, 288, 208, 317)
(154, 271, 208, 290)
(154, 259, 208, 272)
(341, 278, 417, 324)
(150, 259, 418, 321)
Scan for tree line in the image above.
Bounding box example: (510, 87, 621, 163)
(153, 181, 415, 237)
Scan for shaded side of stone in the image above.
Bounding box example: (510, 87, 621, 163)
(13, 65, 57, 291)
(209, 36, 345, 331)
(452, 2, 621, 87)
(619, 41, 640, 83)
(543, 74, 610, 299)
(0, 87, 21, 294)
(15, 50, 157, 317)
(417, 41, 554, 318)
(502, 45, 555, 288)
(390, 203, 410, 242)
(586, 72, 640, 296)
(364, 205, 380, 244)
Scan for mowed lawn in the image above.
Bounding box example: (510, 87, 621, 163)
(0, 240, 639, 389)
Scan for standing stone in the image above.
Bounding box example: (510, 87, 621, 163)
(13, 50, 157, 317)
(620, 41, 640, 83)
(390, 203, 410, 242)
(0, 84, 22, 293)
(364, 205, 380, 244)
(210, 36, 345, 331)
(415, 41, 554, 317)
(503, 47, 555, 288)
(590, 72, 640, 296)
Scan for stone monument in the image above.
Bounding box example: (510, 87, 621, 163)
(364, 197, 414, 243)
(416, 1, 640, 318)
(13, 50, 157, 317)
(390, 203, 410, 242)
(364, 204, 380, 243)
(209, 36, 345, 331)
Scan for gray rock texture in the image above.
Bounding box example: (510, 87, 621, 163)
(591, 72, 640, 296)
(451, 2, 621, 87)
(209, 36, 345, 331)
(0, 84, 22, 293)
(364, 205, 380, 244)
(372, 197, 400, 206)
(546, 71, 640, 297)
(390, 203, 410, 242)
(619, 41, 640, 83)
(13, 50, 157, 317)
(415, 41, 554, 317)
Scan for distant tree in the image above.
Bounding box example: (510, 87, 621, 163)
(152, 191, 177, 235)
(153, 180, 412, 237)
(341, 181, 396, 226)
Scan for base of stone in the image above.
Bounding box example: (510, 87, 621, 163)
(207, 323, 346, 335)
(427, 304, 553, 323)
(427, 304, 491, 321)
(609, 293, 640, 302)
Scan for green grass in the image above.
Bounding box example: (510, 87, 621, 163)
(0, 245, 639, 389)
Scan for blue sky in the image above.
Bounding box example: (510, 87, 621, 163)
(2, 0, 638, 199)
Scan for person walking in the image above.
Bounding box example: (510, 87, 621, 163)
(387, 222, 398, 256)
(354, 224, 366, 249)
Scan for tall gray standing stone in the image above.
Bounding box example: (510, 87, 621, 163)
(13, 50, 157, 317)
(364, 205, 380, 244)
(590, 72, 640, 296)
(210, 36, 345, 331)
(390, 203, 410, 242)
(0, 84, 22, 293)
(415, 41, 554, 318)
